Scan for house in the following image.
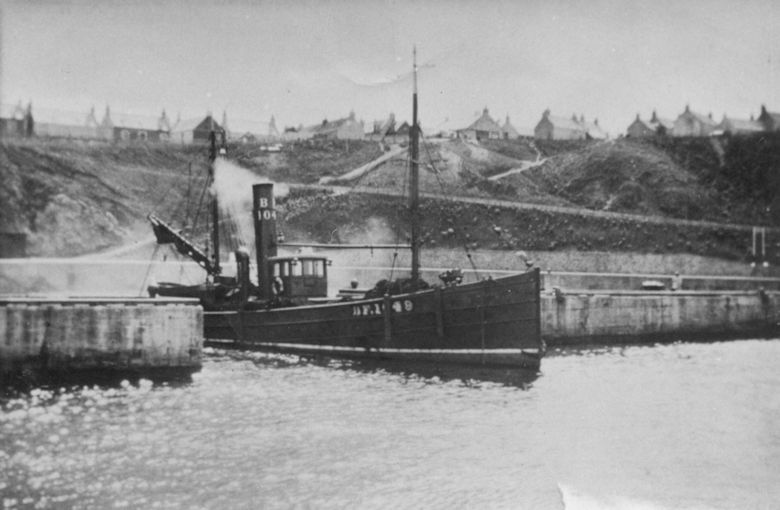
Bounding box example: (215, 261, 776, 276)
(626, 114, 655, 138)
(758, 105, 780, 132)
(717, 114, 764, 136)
(456, 108, 503, 141)
(534, 110, 586, 140)
(649, 111, 675, 135)
(673, 105, 717, 137)
(626, 110, 675, 138)
(227, 115, 281, 143)
(501, 116, 520, 140)
(368, 113, 396, 142)
(101, 107, 171, 142)
(170, 114, 225, 144)
(34, 105, 101, 139)
(100, 106, 171, 142)
(311, 111, 364, 140)
(582, 118, 607, 140)
(282, 125, 307, 141)
(368, 113, 412, 144)
(392, 122, 411, 143)
(0, 101, 33, 138)
(284, 112, 363, 141)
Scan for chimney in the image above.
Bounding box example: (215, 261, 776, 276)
(85, 106, 95, 127)
(651, 110, 658, 122)
(159, 109, 169, 131)
(252, 183, 278, 301)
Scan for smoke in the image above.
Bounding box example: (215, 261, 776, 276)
(349, 216, 397, 245)
(212, 158, 288, 247)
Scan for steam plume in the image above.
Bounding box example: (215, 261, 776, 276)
(212, 158, 288, 248)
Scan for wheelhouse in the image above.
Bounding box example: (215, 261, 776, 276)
(269, 255, 329, 299)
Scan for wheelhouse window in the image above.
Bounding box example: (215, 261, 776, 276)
(300, 259, 325, 276)
(280, 258, 325, 277)
(273, 261, 290, 277)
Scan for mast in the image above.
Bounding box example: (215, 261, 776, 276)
(410, 46, 421, 282)
(208, 130, 221, 275)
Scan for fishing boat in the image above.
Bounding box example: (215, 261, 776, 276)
(148, 49, 543, 370)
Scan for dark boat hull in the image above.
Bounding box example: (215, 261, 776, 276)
(204, 269, 543, 369)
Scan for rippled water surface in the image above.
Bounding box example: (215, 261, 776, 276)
(2, 339, 779, 509)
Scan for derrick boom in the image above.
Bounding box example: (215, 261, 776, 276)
(148, 214, 219, 276)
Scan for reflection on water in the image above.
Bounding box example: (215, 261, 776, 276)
(321, 357, 540, 389)
(2, 340, 780, 509)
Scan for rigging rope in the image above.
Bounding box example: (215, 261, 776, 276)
(183, 162, 194, 224)
(190, 174, 210, 234)
(419, 129, 488, 281)
(142, 158, 208, 291)
(138, 243, 160, 297)
(322, 142, 409, 283)
(387, 147, 411, 283)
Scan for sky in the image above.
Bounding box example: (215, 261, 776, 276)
(1, 0, 778, 137)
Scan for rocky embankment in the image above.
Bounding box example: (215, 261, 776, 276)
(1, 135, 778, 265)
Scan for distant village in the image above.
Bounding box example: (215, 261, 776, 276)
(1, 100, 779, 145)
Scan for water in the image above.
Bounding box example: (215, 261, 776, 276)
(2, 339, 779, 509)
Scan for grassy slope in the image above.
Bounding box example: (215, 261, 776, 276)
(230, 139, 383, 183)
(522, 139, 721, 219)
(1, 140, 206, 255)
(1, 134, 777, 262)
(280, 189, 752, 263)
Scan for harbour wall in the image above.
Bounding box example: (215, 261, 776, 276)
(541, 289, 779, 346)
(0, 297, 203, 386)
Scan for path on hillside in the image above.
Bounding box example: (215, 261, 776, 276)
(292, 183, 774, 234)
(487, 140, 547, 181)
(318, 145, 406, 184)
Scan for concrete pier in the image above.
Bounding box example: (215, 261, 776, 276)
(542, 289, 780, 346)
(0, 297, 203, 386)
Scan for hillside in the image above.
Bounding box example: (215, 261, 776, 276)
(1, 134, 778, 265)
